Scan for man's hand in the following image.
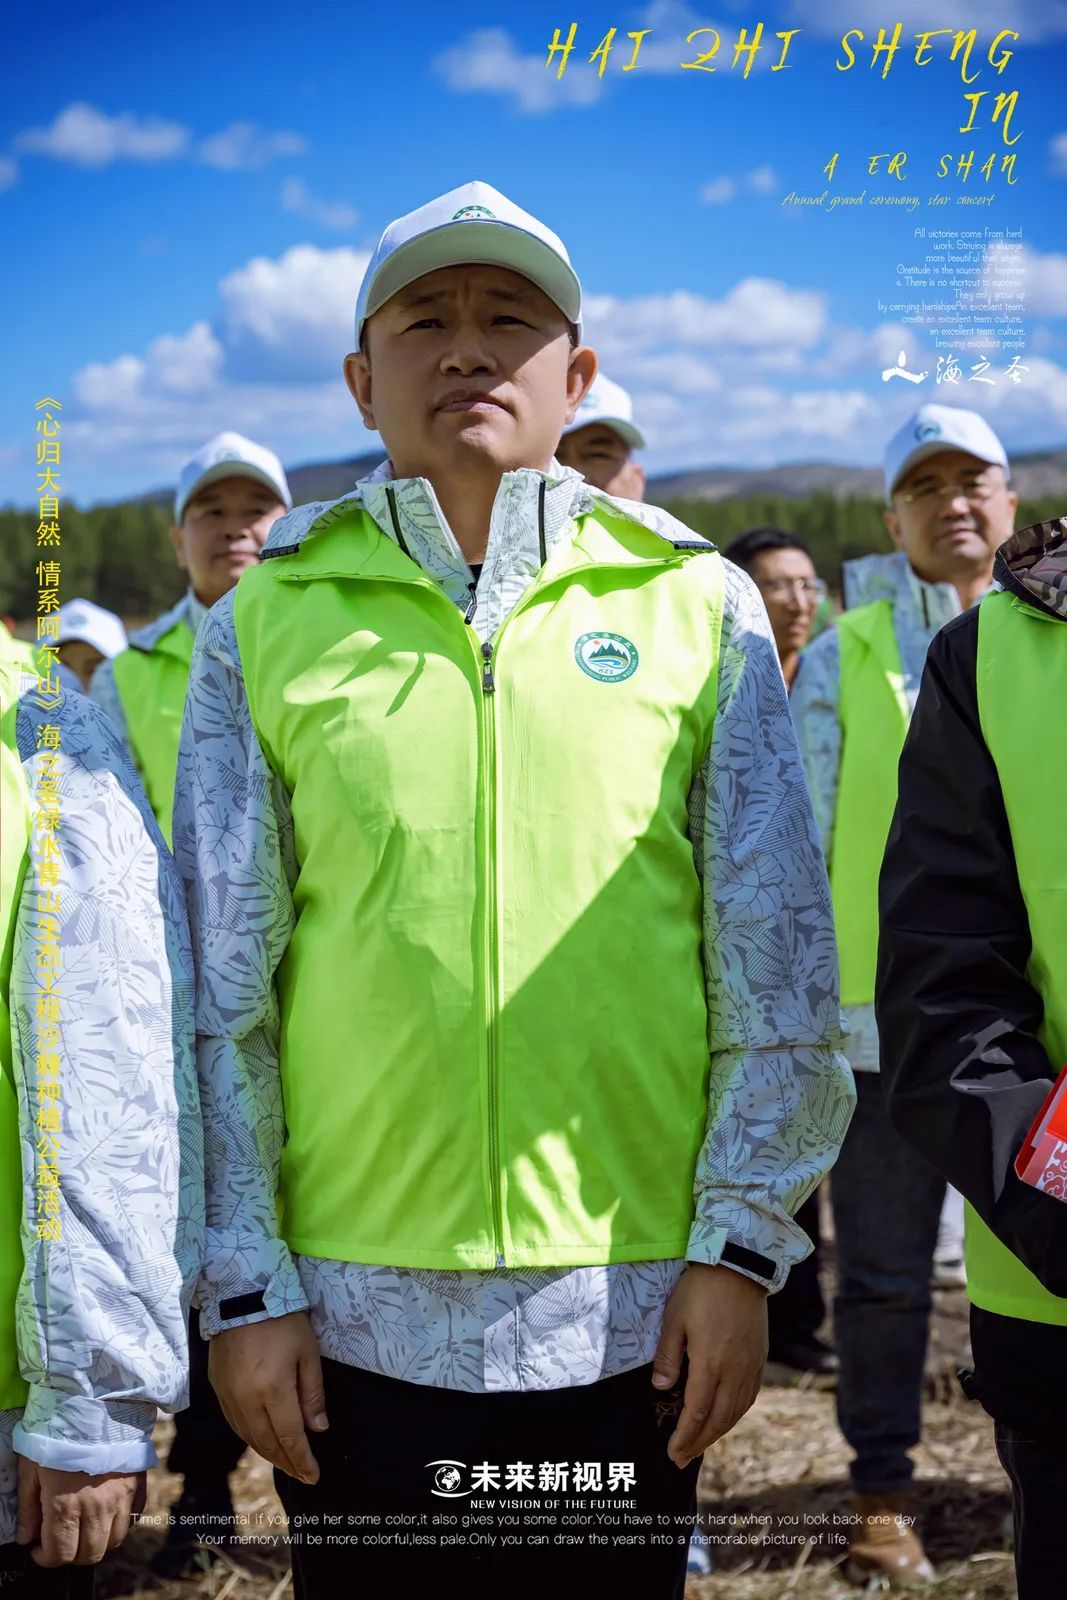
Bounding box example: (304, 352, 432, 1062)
(208, 1310, 329, 1483)
(652, 1262, 768, 1468)
(16, 1459, 146, 1566)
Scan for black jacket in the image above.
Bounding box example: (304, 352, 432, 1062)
(876, 520, 1067, 1302)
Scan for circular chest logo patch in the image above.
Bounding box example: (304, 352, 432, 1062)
(575, 632, 639, 683)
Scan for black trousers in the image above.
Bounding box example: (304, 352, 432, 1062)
(970, 1305, 1067, 1600)
(994, 1422, 1064, 1600)
(767, 1188, 825, 1349)
(165, 1306, 246, 1480)
(274, 1357, 702, 1599)
(0, 1544, 94, 1598)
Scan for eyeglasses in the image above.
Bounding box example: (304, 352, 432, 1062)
(757, 577, 827, 601)
(896, 474, 1002, 505)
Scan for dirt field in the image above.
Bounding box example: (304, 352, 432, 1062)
(93, 1281, 1015, 1600)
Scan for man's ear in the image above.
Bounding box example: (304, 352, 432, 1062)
(344, 351, 377, 432)
(563, 345, 598, 424)
(1006, 488, 1019, 521)
(883, 506, 903, 550)
(168, 523, 189, 572)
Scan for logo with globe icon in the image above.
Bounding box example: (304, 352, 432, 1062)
(426, 1459, 471, 1498)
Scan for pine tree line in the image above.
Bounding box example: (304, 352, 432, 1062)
(1, 490, 1063, 625)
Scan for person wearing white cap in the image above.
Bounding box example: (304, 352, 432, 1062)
(174, 179, 852, 1599)
(90, 432, 291, 848)
(0, 654, 202, 1594)
(790, 403, 1017, 1586)
(556, 372, 646, 499)
(54, 600, 127, 694)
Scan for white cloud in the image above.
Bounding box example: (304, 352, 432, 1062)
(585, 279, 827, 355)
(0, 158, 17, 193)
(1051, 132, 1067, 177)
(74, 322, 223, 410)
(789, 1, 1066, 41)
(700, 177, 736, 204)
(977, 355, 1067, 435)
(198, 122, 308, 170)
(615, 352, 722, 394)
(433, 27, 604, 112)
(281, 178, 358, 232)
(15, 103, 188, 167)
(700, 165, 779, 203)
(74, 354, 146, 411)
(219, 243, 370, 381)
(983, 242, 1067, 317)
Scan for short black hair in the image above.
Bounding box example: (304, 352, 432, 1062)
(722, 526, 813, 573)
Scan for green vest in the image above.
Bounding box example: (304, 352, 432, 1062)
(967, 589, 1067, 1324)
(233, 503, 725, 1270)
(112, 620, 194, 846)
(829, 601, 910, 1006)
(0, 627, 35, 671)
(0, 661, 31, 1405)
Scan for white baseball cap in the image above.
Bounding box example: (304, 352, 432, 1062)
(55, 599, 127, 660)
(175, 431, 292, 522)
(885, 404, 1009, 501)
(560, 374, 645, 451)
(355, 180, 583, 346)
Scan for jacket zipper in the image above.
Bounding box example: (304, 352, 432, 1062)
(477, 633, 505, 1265)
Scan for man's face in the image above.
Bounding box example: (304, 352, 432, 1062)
(170, 475, 285, 607)
(556, 423, 646, 500)
(750, 547, 821, 661)
(885, 449, 1017, 584)
(57, 640, 104, 692)
(345, 264, 596, 480)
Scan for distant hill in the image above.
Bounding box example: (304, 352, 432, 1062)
(646, 449, 1067, 505)
(129, 446, 1067, 513)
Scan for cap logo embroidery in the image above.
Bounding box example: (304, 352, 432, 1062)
(452, 205, 495, 220)
(915, 422, 941, 441)
(575, 632, 639, 684)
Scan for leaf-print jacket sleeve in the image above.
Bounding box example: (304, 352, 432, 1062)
(787, 626, 841, 861)
(9, 689, 203, 1473)
(685, 563, 854, 1292)
(172, 595, 309, 1338)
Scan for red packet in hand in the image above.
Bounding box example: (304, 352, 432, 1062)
(1016, 1066, 1067, 1201)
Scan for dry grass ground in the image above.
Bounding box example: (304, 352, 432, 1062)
(93, 1283, 1014, 1600)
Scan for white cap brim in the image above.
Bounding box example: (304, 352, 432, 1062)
(176, 462, 290, 522)
(564, 415, 645, 451)
(359, 219, 582, 341)
(887, 438, 1010, 499)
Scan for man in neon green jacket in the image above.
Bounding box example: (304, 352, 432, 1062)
(175, 180, 854, 1599)
(791, 403, 1017, 1585)
(90, 432, 291, 845)
(0, 654, 202, 1593)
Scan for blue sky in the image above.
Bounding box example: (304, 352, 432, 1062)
(2, 0, 1064, 505)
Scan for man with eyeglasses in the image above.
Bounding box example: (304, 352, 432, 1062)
(790, 403, 1016, 1588)
(723, 528, 827, 694)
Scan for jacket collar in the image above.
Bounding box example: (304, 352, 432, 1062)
(127, 591, 198, 658)
(841, 549, 965, 632)
(993, 518, 1067, 621)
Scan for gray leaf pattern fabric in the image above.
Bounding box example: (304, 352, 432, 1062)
(173, 463, 853, 1392)
(89, 591, 203, 768)
(0, 674, 202, 1541)
(790, 550, 970, 1073)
